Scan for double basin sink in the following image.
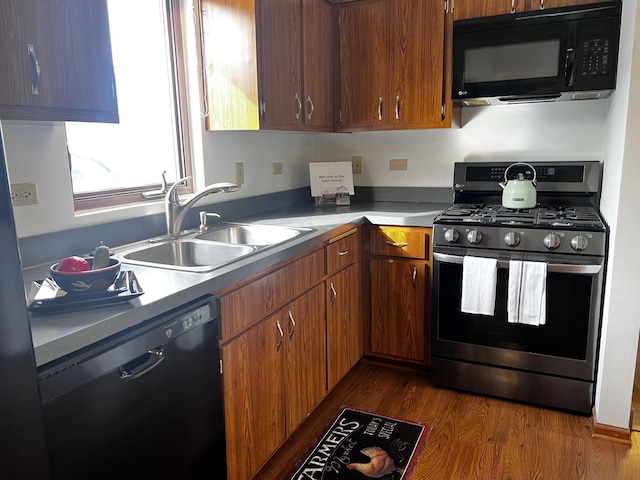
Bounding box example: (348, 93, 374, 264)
(119, 223, 313, 273)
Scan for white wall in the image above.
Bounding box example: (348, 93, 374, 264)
(4, 99, 609, 238)
(594, 0, 640, 430)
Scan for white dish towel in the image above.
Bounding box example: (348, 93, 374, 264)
(508, 260, 547, 326)
(461, 256, 498, 316)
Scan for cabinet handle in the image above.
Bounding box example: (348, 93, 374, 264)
(338, 249, 349, 256)
(295, 93, 302, 120)
(540, 0, 545, 9)
(27, 44, 40, 96)
(378, 97, 383, 121)
(450, 0, 454, 14)
(275, 320, 284, 351)
(307, 95, 314, 120)
(511, 0, 516, 13)
(287, 310, 296, 339)
(412, 266, 417, 288)
(330, 282, 337, 306)
(395, 96, 400, 120)
(385, 241, 409, 248)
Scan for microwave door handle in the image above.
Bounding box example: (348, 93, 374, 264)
(565, 47, 575, 87)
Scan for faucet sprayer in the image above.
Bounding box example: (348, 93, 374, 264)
(165, 176, 240, 238)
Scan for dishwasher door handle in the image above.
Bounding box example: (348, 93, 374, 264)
(119, 345, 165, 379)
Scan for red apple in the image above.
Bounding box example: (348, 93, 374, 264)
(57, 256, 90, 272)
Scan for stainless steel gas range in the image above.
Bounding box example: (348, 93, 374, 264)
(430, 161, 607, 414)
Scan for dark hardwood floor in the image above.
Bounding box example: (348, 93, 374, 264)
(255, 360, 640, 480)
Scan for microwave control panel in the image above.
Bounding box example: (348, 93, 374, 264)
(579, 38, 610, 77)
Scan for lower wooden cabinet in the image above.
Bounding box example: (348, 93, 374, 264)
(370, 258, 427, 362)
(326, 263, 363, 390)
(368, 226, 432, 364)
(221, 312, 286, 480)
(221, 284, 326, 479)
(283, 284, 327, 433)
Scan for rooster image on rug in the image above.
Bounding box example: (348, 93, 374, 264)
(346, 446, 403, 478)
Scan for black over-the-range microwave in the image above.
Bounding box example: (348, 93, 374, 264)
(452, 1, 622, 106)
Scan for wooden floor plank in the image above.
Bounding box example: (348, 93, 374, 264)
(253, 361, 640, 480)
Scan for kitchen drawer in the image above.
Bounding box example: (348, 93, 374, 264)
(218, 249, 325, 341)
(370, 226, 429, 259)
(326, 229, 359, 276)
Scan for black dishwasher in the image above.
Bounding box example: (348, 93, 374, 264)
(38, 296, 226, 480)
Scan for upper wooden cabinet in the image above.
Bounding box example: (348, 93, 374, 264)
(258, 0, 334, 131)
(201, 0, 261, 130)
(201, 0, 333, 131)
(338, 0, 450, 131)
(452, 0, 614, 21)
(0, 0, 118, 122)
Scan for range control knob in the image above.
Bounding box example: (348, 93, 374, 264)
(543, 233, 561, 250)
(571, 235, 589, 251)
(504, 231, 520, 247)
(467, 229, 483, 245)
(444, 228, 459, 243)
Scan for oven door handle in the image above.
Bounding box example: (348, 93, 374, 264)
(433, 252, 602, 274)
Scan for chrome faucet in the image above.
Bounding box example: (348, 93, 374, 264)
(165, 176, 240, 238)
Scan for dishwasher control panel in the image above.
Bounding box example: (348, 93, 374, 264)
(164, 303, 212, 339)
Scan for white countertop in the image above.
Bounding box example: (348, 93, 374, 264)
(28, 202, 447, 368)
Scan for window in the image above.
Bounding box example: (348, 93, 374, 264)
(66, 0, 192, 210)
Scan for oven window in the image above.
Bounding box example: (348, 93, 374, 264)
(437, 263, 591, 360)
(464, 40, 561, 83)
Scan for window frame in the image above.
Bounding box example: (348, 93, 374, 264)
(71, 0, 194, 211)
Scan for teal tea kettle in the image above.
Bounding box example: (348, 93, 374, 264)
(499, 163, 537, 209)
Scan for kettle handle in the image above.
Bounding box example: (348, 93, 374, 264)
(504, 162, 537, 185)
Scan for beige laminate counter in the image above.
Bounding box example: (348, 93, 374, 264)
(27, 201, 447, 368)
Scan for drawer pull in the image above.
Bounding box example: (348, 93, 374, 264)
(276, 320, 284, 351)
(338, 249, 349, 256)
(386, 241, 409, 248)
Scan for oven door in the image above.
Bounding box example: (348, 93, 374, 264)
(431, 248, 604, 381)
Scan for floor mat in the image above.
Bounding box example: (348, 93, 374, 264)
(288, 406, 431, 480)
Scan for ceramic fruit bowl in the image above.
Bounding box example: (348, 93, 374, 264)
(50, 257, 121, 294)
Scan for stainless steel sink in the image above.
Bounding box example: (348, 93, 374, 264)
(120, 239, 256, 272)
(119, 223, 313, 272)
(195, 223, 310, 246)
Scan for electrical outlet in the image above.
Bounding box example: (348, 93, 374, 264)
(389, 159, 408, 171)
(352, 156, 362, 174)
(235, 162, 244, 184)
(10, 182, 38, 206)
(272, 162, 283, 175)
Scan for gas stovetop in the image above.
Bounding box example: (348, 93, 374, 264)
(433, 161, 608, 256)
(435, 203, 605, 231)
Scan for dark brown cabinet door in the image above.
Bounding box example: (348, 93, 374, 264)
(327, 263, 363, 390)
(0, 0, 117, 122)
(338, 0, 389, 129)
(301, 0, 334, 129)
(283, 284, 327, 433)
(339, 0, 448, 131)
(221, 313, 286, 480)
(259, 0, 303, 127)
(0, 0, 65, 109)
(452, 0, 517, 20)
(452, 0, 614, 21)
(259, 0, 333, 130)
(370, 258, 426, 362)
(54, 0, 117, 116)
(390, 0, 445, 128)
